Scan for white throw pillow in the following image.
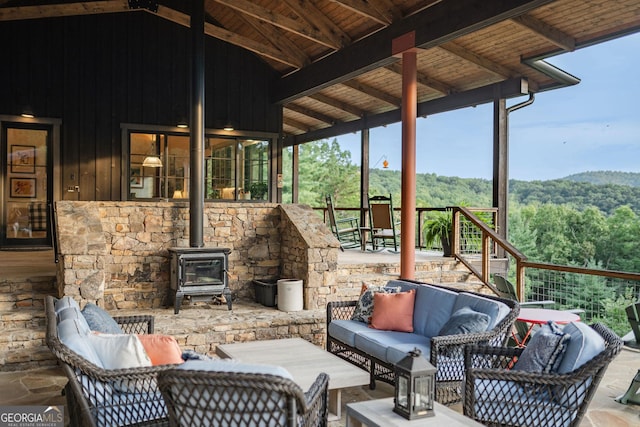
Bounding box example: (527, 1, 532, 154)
(87, 332, 152, 369)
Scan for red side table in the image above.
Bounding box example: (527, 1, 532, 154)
(513, 307, 581, 347)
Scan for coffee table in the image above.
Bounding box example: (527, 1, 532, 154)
(346, 397, 483, 426)
(216, 337, 369, 420)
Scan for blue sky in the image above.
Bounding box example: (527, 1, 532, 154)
(336, 32, 640, 181)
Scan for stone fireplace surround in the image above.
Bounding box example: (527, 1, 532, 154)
(54, 201, 340, 311)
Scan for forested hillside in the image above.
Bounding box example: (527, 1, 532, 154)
(285, 138, 640, 214)
(286, 139, 640, 334)
(369, 170, 640, 215)
(563, 171, 640, 187)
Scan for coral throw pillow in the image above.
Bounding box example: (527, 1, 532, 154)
(370, 289, 416, 332)
(137, 334, 184, 366)
(351, 283, 401, 324)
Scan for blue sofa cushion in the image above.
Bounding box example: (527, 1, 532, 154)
(473, 378, 575, 427)
(57, 318, 103, 367)
(452, 293, 510, 330)
(54, 296, 80, 313)
(57, 306, 91, 334)
(439, 306, 490, 336)
(82, 303, 124, 334)
(177, 359, 294, 380)
(514, 321, 570, 373)
(99, 389, 167, 427)
(387, 280, 459, 337)
(557, 322, 605, 374)
(328, 319, 373, 347)
(386, 341, 431, 365)
(355, 330, 430, 364)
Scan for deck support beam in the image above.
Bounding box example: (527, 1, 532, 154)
(394, 32, 417, 279)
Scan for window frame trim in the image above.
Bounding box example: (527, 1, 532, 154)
(121, 123, 278, 202)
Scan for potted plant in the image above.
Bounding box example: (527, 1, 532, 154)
(423, 210, 452, 256)
(249, 182, 268, 200)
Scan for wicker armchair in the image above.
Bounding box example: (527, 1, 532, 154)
(463, 323, 623, 427)
(44, 295, 171, 427)
(158, 366, 329, 427)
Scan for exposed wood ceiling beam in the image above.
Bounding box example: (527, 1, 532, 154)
(308, 93, 365, 118)
(330, 0, 393, 25)
(284, 77, 528, 145)
(404, 0, 444, 16)
(213, 0, 344, 49)
(155, 6, 305, 69)
(273, 0, 555, 103)
(342, 80, 401, 107)
(369, 0, 403, 22)
(284, 103, 339, 125)
(384, 63, 453, 95)
(233, 9, 311, 69)
(283, 117, 311, 133)
(0, 0, 130, 21)
(282, 0, 351, 48)
(512, 14, 576, 51)
(439, 42, 515, 78)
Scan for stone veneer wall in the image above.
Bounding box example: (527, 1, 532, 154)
(278, 204, 340, 309)
(55, 201, 340, 311)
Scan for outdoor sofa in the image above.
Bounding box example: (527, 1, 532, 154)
(45, 295, 329, 427)
(326, 279, 519, 405)
(45, 295, 172, 427)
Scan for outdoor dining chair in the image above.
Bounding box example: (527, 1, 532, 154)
(325, 194, 360, 250)
(367, 194, 400, 252)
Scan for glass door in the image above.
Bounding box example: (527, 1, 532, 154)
(1, 122, 52, 248)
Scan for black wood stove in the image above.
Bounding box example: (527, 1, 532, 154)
(168, 247, 231, 314)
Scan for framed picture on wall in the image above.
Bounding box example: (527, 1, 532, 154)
(10, 178, 37, 198)
(130, 166, 143, 188)
(10, 145, 36, 174)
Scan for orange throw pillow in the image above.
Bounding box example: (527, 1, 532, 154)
(370, 289, 416, 332)
(136, 334, 184, 366)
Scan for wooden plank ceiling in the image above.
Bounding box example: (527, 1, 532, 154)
(2, 0, 640, 144)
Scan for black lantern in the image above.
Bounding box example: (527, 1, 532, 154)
(393, 347, 436, 420)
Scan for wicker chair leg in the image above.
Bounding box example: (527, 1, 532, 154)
(616, 369, 640, 405)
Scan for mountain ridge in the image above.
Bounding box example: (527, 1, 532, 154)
(559, 171, 640, 187)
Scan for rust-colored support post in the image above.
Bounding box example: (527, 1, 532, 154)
(393, 32, 417, 280)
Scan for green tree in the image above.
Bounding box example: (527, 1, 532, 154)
(598, 206, 640, 271)
(297, 139, 360, 207)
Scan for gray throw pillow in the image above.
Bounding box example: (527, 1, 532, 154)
(81, 303, 124, 334)
(438, 306, 490, 335)
(513, 321, 570, 373)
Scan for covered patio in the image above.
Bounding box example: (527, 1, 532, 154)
(0, 250, 640, 427)
(1, 249, 639, 426)
(2, 1, 640, 425)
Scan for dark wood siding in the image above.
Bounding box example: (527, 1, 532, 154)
(0, 12, 281, 201)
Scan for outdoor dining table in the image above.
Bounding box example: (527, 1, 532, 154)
(513, 307, 581, 347)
